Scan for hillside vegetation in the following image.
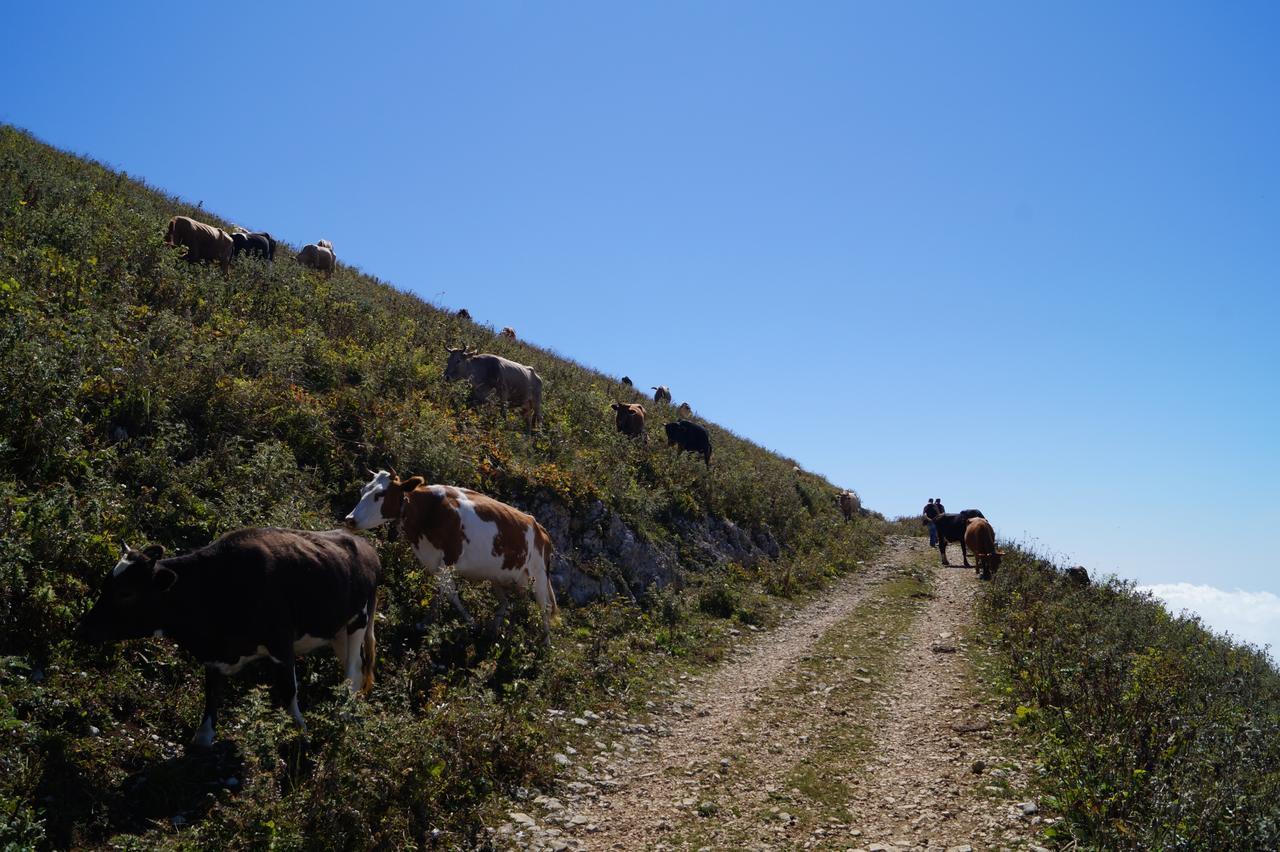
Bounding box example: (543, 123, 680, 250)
(979, 551, 1280, 849)
(0, 125, 897, 848)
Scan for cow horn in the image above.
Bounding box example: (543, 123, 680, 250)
(120, 540, 131, 555)
(365, 466, 377, 479)
(389, 466, 399, 480)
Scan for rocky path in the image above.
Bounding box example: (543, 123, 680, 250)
(496, 537, 1053, 851)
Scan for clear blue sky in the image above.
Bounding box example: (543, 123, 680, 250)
(5, 3, 1278, 643)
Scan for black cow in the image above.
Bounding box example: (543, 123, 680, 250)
(77, 527, 380, 747)
(1065, 565, 1090, 586)
(932, 510, 986, 566)
(231, 231, 276, 262)
(664, 419, 711, 467)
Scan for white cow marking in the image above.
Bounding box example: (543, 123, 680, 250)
(210, 645, 277, 675)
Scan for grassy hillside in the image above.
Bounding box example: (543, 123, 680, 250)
(0, 125, 897, 848)
(978, 551, 1280, 849)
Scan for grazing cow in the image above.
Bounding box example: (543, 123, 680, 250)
(76, 528, 380, 747)
(164, 215, 234, 272)
(652, 386, 672, 405)
(1065, 565, 1090, 586)
(444, 345, 543, 431)
(664, 419, 711, 467)
(677, 401, 692, 415)
(933, 510, 986, 566)
(838, 490, 860, 522)
(456, 308, 472, 320)
(500, 327, 517, 340)
(344, 471, 558, 644)
(297, 242, 336, 277)
(611, 402, 646, 440)
(230, 230, 276, 262)
(964, 517, 1002, 580)
(620, 376, 633, 387)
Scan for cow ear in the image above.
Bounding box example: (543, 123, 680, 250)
(399, 476, 424, 491)
(142, 544, 165, 562)
(152, 566, 177, 592)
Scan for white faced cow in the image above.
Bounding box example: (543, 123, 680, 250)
(77, 528, 380, 747)
(444, 345, 543, 432)
(344, 470, 559, 644)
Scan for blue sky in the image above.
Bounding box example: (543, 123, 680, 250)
(5, 2, 1278, 650)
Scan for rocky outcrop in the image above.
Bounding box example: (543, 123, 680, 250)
(530, 493, 779, 606)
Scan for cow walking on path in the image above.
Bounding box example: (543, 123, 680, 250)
(445, 345, 543, 432)
(77, 528, 380, 747)
(344, 470, 559, 644)
(932, 510, 986, 567)
(963, 517, 1002, 580)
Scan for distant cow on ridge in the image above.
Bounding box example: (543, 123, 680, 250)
(838, 490, 860, 521)
(164, 215, 234, 272)
(76, 528, 380, 747)
(652, 386, 672, 404)
(444, 345, 543, 432)
(297, 241, 336, 277)
(664, 419, 711, 467)
(500, 327, 517, 340)
(611, 402, 646, 440)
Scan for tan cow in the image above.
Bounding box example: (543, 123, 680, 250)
(964, 517, 1002, 580)
(611, 402, 646, 440)
(344, 471, 559, 644)
(297, 242, 336, 277)
(164, 216, 234, 272)
(837, 490, 860, 522)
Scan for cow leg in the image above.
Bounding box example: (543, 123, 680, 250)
(436, 568, 474, 626)
(191, 667, 224, 748)
(489, 587, 511, 636)
(961, 540, 971, 567)
(938, 539, 950, 566)
(274, 655, 307, 733)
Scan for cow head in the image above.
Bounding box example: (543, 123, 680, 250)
(77, 544, 175, 642)
(444, 345, 475, 381)
(344, 469, 424, 530)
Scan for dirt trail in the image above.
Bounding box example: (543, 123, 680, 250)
(498, 537, 1050, 851)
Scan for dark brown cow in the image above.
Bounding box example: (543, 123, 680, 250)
(611, 402, 646, 440)
(344, 471, 558, 644)
(164, 215, 234, 272)
(964, 517, 1001, 580)
(297, 242, 336, 277)
(77, 528, 380, 747)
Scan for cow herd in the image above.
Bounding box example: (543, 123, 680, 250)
(163, 215, 335, 276)
(79, 214, 1003, 749)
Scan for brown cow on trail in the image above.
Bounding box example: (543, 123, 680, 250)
(344, 471, 559, 644)
(444, 345, 543, 432)
(164, 216, 234, 272)
(838, 490, 860, 522)
(500, 327, 517, 340)
(964, 517, 1002, 580)
(297, 242, 336, 277)
(611, 402, 646, 440)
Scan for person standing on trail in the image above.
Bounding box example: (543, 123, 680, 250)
(923, 498, 944, 547)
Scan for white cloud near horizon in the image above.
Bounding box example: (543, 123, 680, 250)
(1140, 583, 1280, 660)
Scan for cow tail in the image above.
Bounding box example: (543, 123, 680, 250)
(537, 526, 560, 623)
(361, 589, 378, 693)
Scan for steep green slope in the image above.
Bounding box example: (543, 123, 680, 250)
(0, 125, 892, 848)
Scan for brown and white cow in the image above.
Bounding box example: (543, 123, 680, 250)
(444, 345, 543, 432)
(611, 402, 646, 440)
(77, 528, 380, 747)
(500, 327, 517, 340)
(344, 471, 559, 644)
(963, 517, 1002, 580)
(837, 490, 860, 522)
(164, 215, 234, 272)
